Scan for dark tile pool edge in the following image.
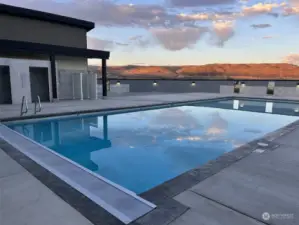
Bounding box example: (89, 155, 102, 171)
(234, 95, 299, 103)
(136, 118, 299, 225)
(0, 96, 231, 123)
(0, 139, 125, 225)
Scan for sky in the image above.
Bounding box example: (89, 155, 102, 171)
(3, 0, 299, 65)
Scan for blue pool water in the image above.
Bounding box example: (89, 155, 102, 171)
(8, 101, 298, 193)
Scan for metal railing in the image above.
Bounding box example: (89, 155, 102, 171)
(34, 95, 42, 114)
(20, 96, 28, 116)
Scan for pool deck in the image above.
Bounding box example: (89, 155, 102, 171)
(0, 92, 299, 225)
(1, 92, 299, 121)
(0, 93, 230, 121)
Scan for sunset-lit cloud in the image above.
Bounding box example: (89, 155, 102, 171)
(241, 2, 286, 16)
(210, 20, 235, 47)
(151, 27, 208, 51)
(2, 0, 299, 65)
(167, 0, 236, 7)
(282, 6, 299, 16)
(282, 53, 299, 65)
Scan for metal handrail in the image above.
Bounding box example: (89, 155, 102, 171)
(20, 96, 28, 116)
(34, 96, 42, 114)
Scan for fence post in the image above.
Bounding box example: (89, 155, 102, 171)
(87, 72, 90, 99)
(72, 72, 75, 99)
(80, 72, 83, 100)
(94, 73, 98, 100)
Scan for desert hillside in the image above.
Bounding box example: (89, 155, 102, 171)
(89, 63, 299, 79)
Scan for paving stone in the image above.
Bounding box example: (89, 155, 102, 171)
(274, 128, 299, 148)
(135, 198, 188, 225)
(0, 171, 93, 225)
(191, 146, 299, 225)
(171, 191, 264, 225)
(0, 149, 24, 178)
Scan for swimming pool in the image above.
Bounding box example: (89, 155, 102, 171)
(7, 99, 299, 194)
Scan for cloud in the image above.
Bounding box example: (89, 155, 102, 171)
(87, 36, 129, 50)
(282, 6, 299, 16)
(210, 21, 235, 47)
(177, 11, 239, 22)
(251, 24, 272, 29)
(262, 36, 273, 39)
(87, 37, 115, 50)
(129, 35, 144, 41)
(2, 0, 182, 28)
(282, 53, 299, 65)
(177, 13, 211, 21)
(2, 0, 287, 52)
(166, 0, 236, 7)
(242, 2, 286, 16)
(129, 35, 152, 48)
(289, 0, 299, 6)
(150, 27, 208, 51)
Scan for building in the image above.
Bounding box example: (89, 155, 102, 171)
(0, 3, 109, 104)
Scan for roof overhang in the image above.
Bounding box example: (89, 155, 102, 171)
(0, 3, 95, 31)
(0, 39, 110, 59)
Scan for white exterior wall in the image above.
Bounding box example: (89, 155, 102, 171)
(0, 57, 53, 104)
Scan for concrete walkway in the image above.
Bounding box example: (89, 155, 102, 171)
(0, 93, 229, 121)
(171, 128, 299, 225)
(0, 148, 93, 225)
(1, 92, 299, 121)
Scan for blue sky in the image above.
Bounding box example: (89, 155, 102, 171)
(4, 0, 299, 65)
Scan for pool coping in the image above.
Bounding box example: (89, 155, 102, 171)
(1, 95, 299, 225)
(0, 96, 231, 123)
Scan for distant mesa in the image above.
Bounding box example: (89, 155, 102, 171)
(89, 63, 299, 79)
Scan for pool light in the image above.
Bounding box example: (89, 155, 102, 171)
(191, 81, 196, 86)
(116, 81, 120, 86)
(153, 81, 158, 86)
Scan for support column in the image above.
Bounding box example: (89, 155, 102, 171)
(103, 115, 108, 140)
(50, 54, 58, 100)
(102, 58, 107, 97)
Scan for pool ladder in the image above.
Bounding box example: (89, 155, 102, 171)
(20, 96, 28, 116)
(20, 95, 42, 116)
(34, 96, 42, 114)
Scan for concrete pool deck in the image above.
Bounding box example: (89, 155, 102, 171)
(1, 92, 299, 121)
(0, 93, 231, 121)
(1, 92, 299, 225)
